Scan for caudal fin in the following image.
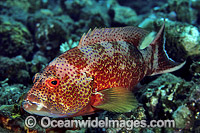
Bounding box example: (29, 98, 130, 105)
(148, 21, 186, 76)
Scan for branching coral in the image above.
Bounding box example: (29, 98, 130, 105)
(60, 39, 79, 53)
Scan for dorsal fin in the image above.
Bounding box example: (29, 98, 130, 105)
(78, 26, 149, 48)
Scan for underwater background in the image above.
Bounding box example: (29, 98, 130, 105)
(0, 0, 200, 132)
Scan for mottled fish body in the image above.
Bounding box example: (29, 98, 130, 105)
(23, 22, 185, 117)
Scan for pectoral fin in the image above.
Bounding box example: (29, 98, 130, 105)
(93, 87, 137, 113)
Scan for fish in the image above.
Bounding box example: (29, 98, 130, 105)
(22, 21, 185, 118)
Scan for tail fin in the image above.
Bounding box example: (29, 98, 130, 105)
(149, 21, 185, 76)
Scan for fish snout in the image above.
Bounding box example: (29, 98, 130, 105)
(22, 93, 68, 117)
(22, 93, 50, 116)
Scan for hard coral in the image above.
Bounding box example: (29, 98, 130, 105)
(136, 73, 199, 131)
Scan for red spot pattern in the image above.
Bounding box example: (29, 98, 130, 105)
(26, 26, 149, 116)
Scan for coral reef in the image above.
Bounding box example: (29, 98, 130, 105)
(0, 16, 34, 60)
(0, 78, 27, 105)
(0, 56, 30, 84)
(136, 73, 200, 131)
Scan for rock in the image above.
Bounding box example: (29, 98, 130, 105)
(0, 104, 45, 132)
(28, 14, 73, 60)
(0, 0, 31, 12)
(0, 80, 26, 105)
(62, 0, 110, 38)
(0, 16, 34, 60)
(172, 105, 193, 129)
(62, 0, 93, 21)
(0, 56, 30, 84)
(112, 4, 139, 26)
(118, 0, 166, 15)
(179, 25, 200, 56)
(0, 103, 84, 132)
(189, 60, 200, 84)
(30, 51, 48, 75)
(136, 73, 198, 131)
(155, 19, 200, 62)
(168, 0, 198, 24)
(189, 84, 200, 111)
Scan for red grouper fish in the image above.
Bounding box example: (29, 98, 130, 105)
(23, 22, 185, 118)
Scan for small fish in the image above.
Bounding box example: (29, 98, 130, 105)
(23, 22, 185, 117)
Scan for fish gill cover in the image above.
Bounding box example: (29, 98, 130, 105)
(0, 0, 200, 132)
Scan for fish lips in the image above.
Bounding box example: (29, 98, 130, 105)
(22, 94, 67, 118)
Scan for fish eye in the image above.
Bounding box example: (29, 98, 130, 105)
(51, 80, 57, 85)
(48, 78, 60, 87)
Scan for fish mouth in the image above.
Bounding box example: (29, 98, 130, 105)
(22, 100, 52, 116)
(22, 94, 67, 117)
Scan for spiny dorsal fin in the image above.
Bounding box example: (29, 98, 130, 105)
(78, 26, 149, 48)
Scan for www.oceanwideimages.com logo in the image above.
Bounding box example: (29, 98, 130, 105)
(25, 116, 175, 130)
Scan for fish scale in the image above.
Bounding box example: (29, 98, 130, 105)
(23, 22, 185, 117)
